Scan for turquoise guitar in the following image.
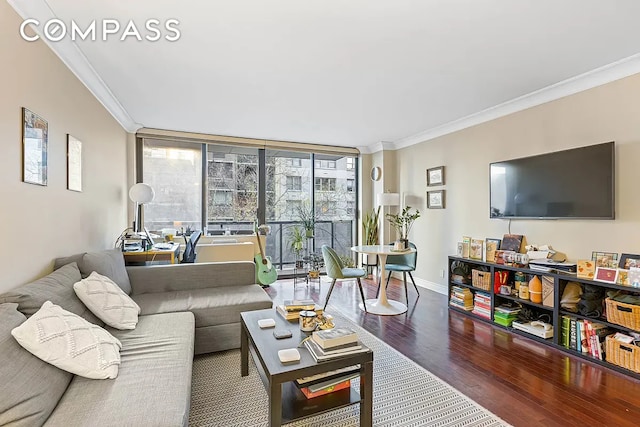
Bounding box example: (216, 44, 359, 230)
(255, 228, 277, 287)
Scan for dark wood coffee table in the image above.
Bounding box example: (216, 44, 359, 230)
(241, 308, 373, 426)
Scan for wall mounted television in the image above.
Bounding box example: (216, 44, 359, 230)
(490, 141, 615, 219)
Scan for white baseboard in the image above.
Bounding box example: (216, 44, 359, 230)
(390, 272, 447, 295)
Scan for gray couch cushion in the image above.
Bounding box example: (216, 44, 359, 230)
(83, 249, 131, 294)
(53, 253, 86, 274)
(44, 311, 195, 427)
(0, 263, 102, 325)
(0, 303, 72, 427)
(132, 285, 273, 327)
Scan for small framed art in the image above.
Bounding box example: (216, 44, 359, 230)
(594, 266, 619, 284)
(591, 251, 618, 268)
(427, 190, 445, 209)
(22, 107, 48, 186)
(619, 253, 640, 270)
(67, 135, 82, 192)
(426, 166, 444, 186)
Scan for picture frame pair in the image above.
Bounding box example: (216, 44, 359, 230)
(426, 166, 445, 209)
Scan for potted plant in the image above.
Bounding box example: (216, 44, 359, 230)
(362, 206, 380, 268)
(296, 203, 316, 238)
(386, 205, 421, 250)
(288, 226, 305, 268)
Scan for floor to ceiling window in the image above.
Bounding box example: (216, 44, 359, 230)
(142, 139, 202, 232)
(206, 145, 259, 235)
(314, 154, 357, 265)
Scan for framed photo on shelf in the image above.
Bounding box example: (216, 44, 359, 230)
(67, 135, 82, 192)
(619, 253, 640, 270)
(426, 166, 445, 186)
(22, 107, 48, 186)
(500, 234, 523, 253)
(594, 266, 619, 284)
(591, 251, 618, 268)
(427, 190, 445, 209)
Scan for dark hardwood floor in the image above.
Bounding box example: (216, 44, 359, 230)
(265, 275, 640, 426)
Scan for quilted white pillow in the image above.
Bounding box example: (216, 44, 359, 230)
(73, 271, 141, 330)
(11, 301, 121, 379)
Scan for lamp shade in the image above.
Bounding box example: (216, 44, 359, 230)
(129, 183, 155, 204)
(376, 192, 400, 207)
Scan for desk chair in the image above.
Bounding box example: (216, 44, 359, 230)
(377, 242, 419, 303)
(181, 230, 202, 263)
(321, 245, 368, 312)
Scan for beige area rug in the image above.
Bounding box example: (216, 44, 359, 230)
(189, 313, 510, 427)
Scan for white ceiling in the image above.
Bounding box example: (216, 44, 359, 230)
(9, 0, 640, 152)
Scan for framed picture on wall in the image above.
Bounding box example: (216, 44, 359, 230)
(67, 135, 82, 192)
(22, 107, 48, 186)
(427, 190, 445, 209)
(427, 166, 445, 186)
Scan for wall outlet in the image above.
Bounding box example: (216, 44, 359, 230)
(439, 269, 445, 278)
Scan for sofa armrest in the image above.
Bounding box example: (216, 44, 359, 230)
(126, 261, 256, 295)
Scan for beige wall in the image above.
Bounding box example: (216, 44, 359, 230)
(0, 3, 128, 292)
(394, 73, 640, 293)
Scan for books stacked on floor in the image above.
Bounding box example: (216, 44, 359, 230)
(449, 286, 473, 311)
(304, 327, 369, 362)
(276, 299, 323, 321)
(472, 292, 491, 319)
(295, 365, 360, 399)
(561, 316, 611, 360)
(493, 303, 521, 327)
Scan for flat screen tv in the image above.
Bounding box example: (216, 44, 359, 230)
(490, 142, 615, 219)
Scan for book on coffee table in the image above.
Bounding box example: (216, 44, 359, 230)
(276, 305, 323, 321)
(312, 327, 357, 349)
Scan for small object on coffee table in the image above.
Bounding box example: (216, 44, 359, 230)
(278, 348, 300, 363)
(258, 318, 276, 328)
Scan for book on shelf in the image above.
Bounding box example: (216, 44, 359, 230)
(305, 371, 360, 393)
(561, 315, 570, 348)
(276, 304, 323, 321)
(569, 318, 577, 350)
(282, 299, 316, 311)
(295, 365, 360, 386)
(312, 327, 357, 349)
(304, 339, 369, 362)
(299, 378, 352, 399)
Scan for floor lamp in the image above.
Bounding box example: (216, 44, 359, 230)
(376, 192, 400, 245)
(129, 183, 155, 234)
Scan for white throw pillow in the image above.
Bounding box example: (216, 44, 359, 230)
(73, 271, 141, 330)
(11, 301, 122, 379)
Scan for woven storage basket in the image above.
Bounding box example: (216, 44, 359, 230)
(605, 335, 640, 374)
(605, 298, 640, 330)
(471, 270, 491, 291)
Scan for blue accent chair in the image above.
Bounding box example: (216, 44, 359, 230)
(377, 242, 419, 303)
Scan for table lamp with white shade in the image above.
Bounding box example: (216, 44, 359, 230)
(129, 183, 155, 233)
(376, 192, 399, 245)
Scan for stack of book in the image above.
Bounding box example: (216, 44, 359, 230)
(304, 327, 368, 362)
(493, 303, 521, 327)
(449, 286, 473, 311)
(561, 316, 610, 360)
(276, 299, 323, 321)
(472, 292, 491, 319)
(295, 365, 360, 399)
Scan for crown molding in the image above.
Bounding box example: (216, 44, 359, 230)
(392, 53, 640, 150)
(7, 0, 141, 133)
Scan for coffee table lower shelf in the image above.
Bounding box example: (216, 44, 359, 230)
(281, 382, 360, 424)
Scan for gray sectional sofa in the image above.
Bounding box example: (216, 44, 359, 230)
(0, 249, 273, 426)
